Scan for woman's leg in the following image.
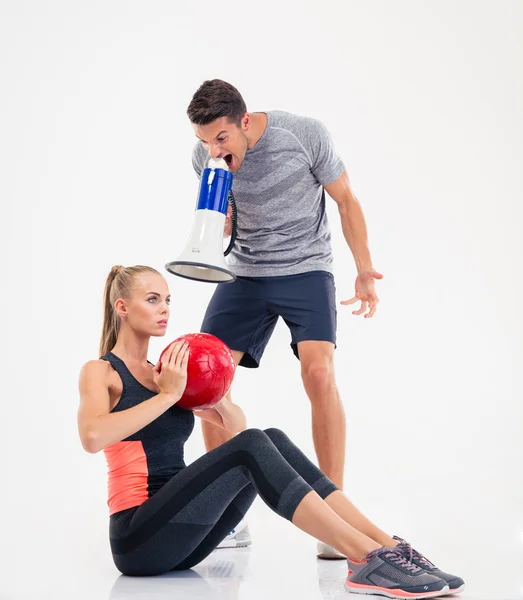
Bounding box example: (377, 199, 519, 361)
(110, 427, 383, 575)
(110, 426, 331, 575)
(291, 491, 380, 559)
(110, 465, 256, 576)
(171, 484, 256, 571)
(264, 428, 397, 548)
(258, 430, 449, 597)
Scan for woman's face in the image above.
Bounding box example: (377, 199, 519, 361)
(117, 273, 171, 336)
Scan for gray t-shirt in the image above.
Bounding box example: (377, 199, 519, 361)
(191, 110, 345, 277)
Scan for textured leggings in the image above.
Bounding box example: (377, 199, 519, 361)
(109, 428, 339, 576)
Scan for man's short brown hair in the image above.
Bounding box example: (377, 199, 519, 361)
(187, 79, 247, 126)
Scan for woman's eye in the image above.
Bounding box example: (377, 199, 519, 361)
(148, 297, 170, 304)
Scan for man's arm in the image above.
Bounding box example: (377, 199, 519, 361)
(324, 170, 373, 273)
(325, 170, 383, 318)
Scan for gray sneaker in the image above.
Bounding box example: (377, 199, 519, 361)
(393, 536, 465, 595)
(345, 546, 449, 599)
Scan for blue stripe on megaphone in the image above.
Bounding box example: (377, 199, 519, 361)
(196, 168, 233, 214)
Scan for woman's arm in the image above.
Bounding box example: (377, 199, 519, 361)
(77, 360, 180, 454)
(195, 393, 247, 434)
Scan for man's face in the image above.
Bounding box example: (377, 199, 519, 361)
(193, 115, 249, 172)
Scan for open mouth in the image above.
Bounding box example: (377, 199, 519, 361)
(224, 154, 233, 168)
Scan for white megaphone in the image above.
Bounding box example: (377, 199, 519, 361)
(165, 157, 236, 283)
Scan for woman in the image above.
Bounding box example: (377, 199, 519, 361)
(78, 265, 464, 599)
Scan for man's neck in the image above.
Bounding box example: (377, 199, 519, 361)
(246, 112, 268, 150)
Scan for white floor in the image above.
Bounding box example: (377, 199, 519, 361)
(5, 499, 523, 600)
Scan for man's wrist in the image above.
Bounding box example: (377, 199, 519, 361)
(356, 262, 373, 273)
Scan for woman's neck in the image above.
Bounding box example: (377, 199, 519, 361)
(111, 328, 151, 365)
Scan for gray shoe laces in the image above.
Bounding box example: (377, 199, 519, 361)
(394, 539, 436, 570)
(367, 548, 423, 574)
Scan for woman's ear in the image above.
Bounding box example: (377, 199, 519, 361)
(114, 298, 128, 319)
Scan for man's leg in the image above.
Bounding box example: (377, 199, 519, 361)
(297, 340, 348, 558)
(270, 271, 343, 489)
(199, 276, 278, 452)
(297, 340, 346, 491)
(200, 348, 258, 550)
(201, 350, 244, 452)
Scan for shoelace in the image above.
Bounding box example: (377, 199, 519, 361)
(395, 541, 435, 570)
(366, 548, 423, 574)
(411, 548, 435, 569)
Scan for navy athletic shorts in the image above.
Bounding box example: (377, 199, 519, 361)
(200, 270, 337, 368)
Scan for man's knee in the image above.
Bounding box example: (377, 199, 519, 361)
(301, 360, 335, 389)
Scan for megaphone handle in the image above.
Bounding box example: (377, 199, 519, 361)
(224, 190, 237, 257)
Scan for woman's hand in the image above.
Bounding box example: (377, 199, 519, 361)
(153, 340, 190, 400)
(195, 394, 246, 433)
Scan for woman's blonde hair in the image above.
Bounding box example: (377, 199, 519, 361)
(99, 265, 162, 357)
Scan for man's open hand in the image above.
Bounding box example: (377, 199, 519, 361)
(341, 269, 383, 318)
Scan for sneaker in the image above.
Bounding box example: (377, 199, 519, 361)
(216, 519, 252, 549)
(345, 546, 449, 599)
(393, 536, 465, 595)
(317, 540, 346, 560)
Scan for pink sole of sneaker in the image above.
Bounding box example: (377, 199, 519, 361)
(344, 580, 450, 599)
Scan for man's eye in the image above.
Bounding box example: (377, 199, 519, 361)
(217, 138, 226, 143)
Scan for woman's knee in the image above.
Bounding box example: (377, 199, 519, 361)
(263, 427, 289, 445)
(234, 427, 269, 448)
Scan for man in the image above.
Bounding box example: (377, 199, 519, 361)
(188, 79, 383, 558)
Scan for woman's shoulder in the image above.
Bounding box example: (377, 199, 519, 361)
(79, 358, 113, 382)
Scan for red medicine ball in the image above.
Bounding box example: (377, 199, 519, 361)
(159, 333, 236, 411)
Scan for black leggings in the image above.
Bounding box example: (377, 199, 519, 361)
(110, 428, 338, 576)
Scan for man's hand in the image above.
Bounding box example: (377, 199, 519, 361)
(224, 204, 232, 238)
(341, 269, 383, 318)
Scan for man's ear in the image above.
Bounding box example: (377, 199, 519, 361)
(241, 112, 251, 132)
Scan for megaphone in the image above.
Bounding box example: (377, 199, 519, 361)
(165, 157, 237, 283)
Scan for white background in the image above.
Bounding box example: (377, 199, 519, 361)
(1, 1, 522, 599)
